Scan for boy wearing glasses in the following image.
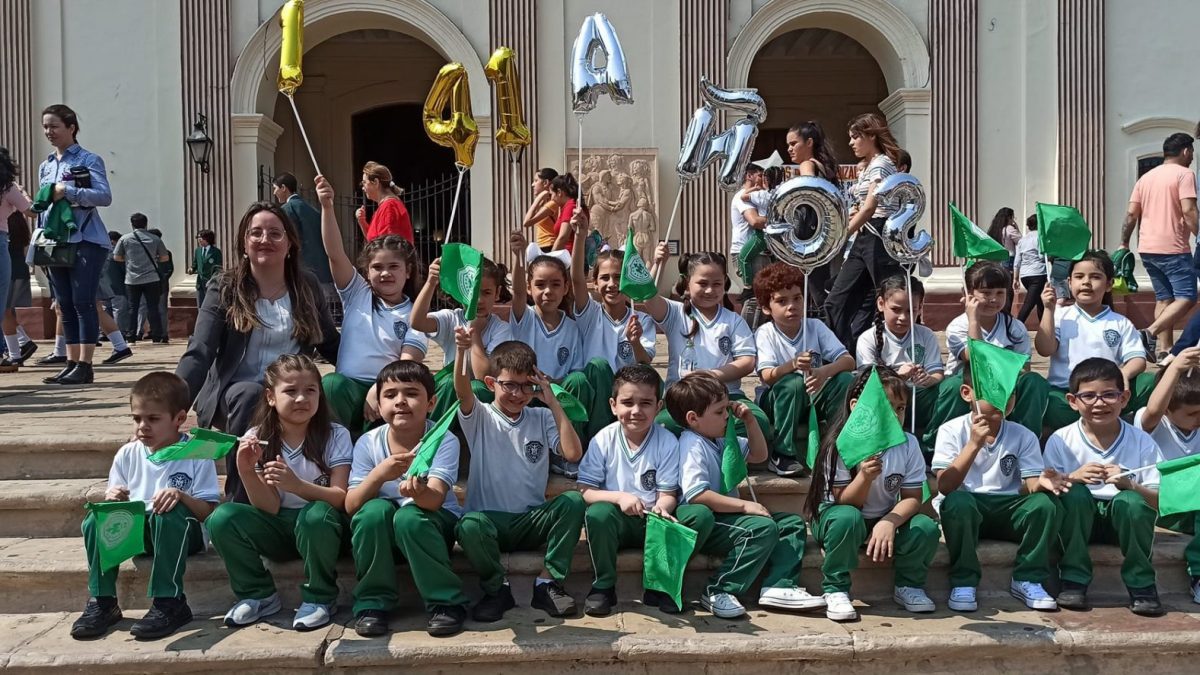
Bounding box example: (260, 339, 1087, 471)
(1044, 357, 1164, 616)
(452, 335, 585, 622)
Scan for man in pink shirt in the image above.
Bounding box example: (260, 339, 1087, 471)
(1120, 133, 1199, 360)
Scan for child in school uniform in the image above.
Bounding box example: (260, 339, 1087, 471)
(70, 372, 220, 640)
(1134, 346, 1200, 603)
(578, 364, 713, 616)
(669, 372, 823, 619)
(208, 355, 353, 632)
(1044, 357, 1164, 616)
(925, 261, 1048, 447)
(345, 360, 470, 637)
(1036, 251, 1152, 430)
(933, 361, 1070, 613)
(316, 176, 428, 437)
(753, 262, 855, 476)
(805, 366, 940, 622)
(453, 337, 587, 621)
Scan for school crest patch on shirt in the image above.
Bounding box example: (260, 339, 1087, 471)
(1103, 329, 1120, 348)
(524, 440, 545, 464)
(884, 473, 903, 494)
(393, 320, 409, 343)
(557, 346, 570, 366)
(1000, 454, 1017, 477)
(167, 472, 193, 491)
(808, 350, 825, 369)
(718, 335, 732, 355)
(640, 469, 657, 492)
(617, 340, 634, 363)
(315, 474, 330, 487)
(912, 344, 926, 363)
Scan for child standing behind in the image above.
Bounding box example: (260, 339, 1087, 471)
(1134, 346, 1200, 604)
(453, 337, 586, 621)
(70, 372, 219, 640)
(670, 372, 823, 619)
(753, 262, 855, 476)
(1045, 358, 1164, 616)
(805, 366, 940, 622)
(578, 365, 713, 616)
(934, 361, 1069, 613)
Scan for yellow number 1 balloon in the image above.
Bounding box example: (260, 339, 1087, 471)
(278, 0, 304, 96)
(423, 62, 479, 168)
(485, 47, 531, 154)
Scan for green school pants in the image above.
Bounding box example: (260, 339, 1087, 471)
(678, 509, 806, 597)
(759, 371, 852, 462)
(923, 370, 1048, 449)
(812, 505, 939, 593)
(655, 391, 775, 446)
(455, 491, 586, 594)
(1158, 511, 1200, 577)
(207, 500, 348, 605)
(350, 499, 468, 614)
(83, 504, 205, 599)
(1042, 372, 1155, 432)
(431, 362, 494, 423)
(584, 502, 714, 590)
(939, 491, 1059, 587)
(1057, 483, 1157, 589)
(322, 372, 375, 439)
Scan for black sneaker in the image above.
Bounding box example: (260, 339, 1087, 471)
(1057, 580, 1090, 611)
(642, 589, 682, 614)
(769, 452, 805, 477)
(130, 596, 192, 640)
(70, 597, 122, 639)
(531, 580, 577, 618)
(35, 353, 67, 366)
(101, 348, 133, 365)
(354, 609, 389, 637)
(153, 338, 170, 345)
(56, 362, 94, 385)
(426, 605, 467, 637)
(1128, 585, 1165, 617)
(42, 361, 76, 384)
(19, 341, 37, 362)
(472, 584, 516, 622)
(1139, 330, 1158, 363)
(584, 586, 617, 617)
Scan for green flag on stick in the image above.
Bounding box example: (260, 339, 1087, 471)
(643, 513, 698, 612)
(720, 414, 748, 494)
(405, 402, 461, 479)
(950, 202, 1009, 263)
(549, 383, 588, 423)
(805, 405, 820, 470)
(86, 500, 146, 571)
(966, 338, 1029, 411)
(835, 367, 907, 468)
(440, 243, 484, 320)
(148, 428, 238, 463)
(1157, 454, 1200, 517)
(618, 228, 657, 301)
(1036, 202, 1092, 262)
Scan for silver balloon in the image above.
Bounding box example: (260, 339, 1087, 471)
(677, 112, 759, 192)
(699, 76, 766, 124)
(764, 177, 849, 273)
(875, 173, 931, 265)
(570, 13, 633, 114)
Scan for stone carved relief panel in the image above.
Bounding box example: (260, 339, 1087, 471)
(568, 148, 658, 257)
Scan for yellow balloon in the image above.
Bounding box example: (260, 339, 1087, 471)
(423, 62, 479, 168)
(485, 47, 531, 153)
(278, 0, 304, 96)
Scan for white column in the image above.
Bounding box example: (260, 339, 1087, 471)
(231, 114, 285, 215)
(879, 88, 932, 227)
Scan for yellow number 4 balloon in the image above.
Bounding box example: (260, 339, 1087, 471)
(423, 62, 480, 168)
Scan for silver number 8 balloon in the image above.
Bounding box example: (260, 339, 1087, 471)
(875, 173, 932, 266)
(763, 177, 848, 274)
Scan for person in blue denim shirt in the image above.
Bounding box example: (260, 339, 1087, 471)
(37, 104, 112, 386)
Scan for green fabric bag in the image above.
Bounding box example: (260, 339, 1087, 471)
(1111, 248, 1138, 295)
(643, 514, 698, 611)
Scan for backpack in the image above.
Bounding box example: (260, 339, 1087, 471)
(1110, 248, 1138, 295)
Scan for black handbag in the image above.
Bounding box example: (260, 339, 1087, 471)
(32, 233, 77, 267)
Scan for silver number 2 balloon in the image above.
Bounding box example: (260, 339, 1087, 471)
(875, 173, 932, 265)
(764, 177, 848, 274)
(676, 77, 767, 192)
(570, 13, 633, 114)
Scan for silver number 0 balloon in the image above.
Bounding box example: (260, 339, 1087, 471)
(570, 13, 633, 114)
(763, 177, 849, 274)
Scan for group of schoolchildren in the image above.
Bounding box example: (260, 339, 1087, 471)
(70, 191, 1200, 643)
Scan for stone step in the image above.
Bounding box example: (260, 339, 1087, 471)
(0, 532, 1191, 615)
(0, 473, 808, 539)
(0, 436, 134, 481)
(4, 597, 1200, 674)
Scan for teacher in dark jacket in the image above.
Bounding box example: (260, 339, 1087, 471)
(176, 201, 339, 499)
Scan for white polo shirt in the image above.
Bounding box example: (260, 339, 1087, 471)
(931, 415, 1044, 495)
(348, 423, 462, 516)
(578, 422, 679, 508)
(755, 319, 848, 375)
(856, 324, 944, 375)
(247, 423, 353, 509)
(1047, 305, 1145, 388)
(680, 429, 750, 503)
(109, 436, 221, 511)
(1133, 407, 1200, 463)
(510, 308, 583, 380)
(336, 275, 428, 381)
(1044, 420, 1163, 500)
(830, 433, 926, 519)
(427, 309, 511, 369)
(944, 312, 1031, 376)
(458, 403, 559, 513)
(658, 299, 756, 394)
(575, 298, 657, 372)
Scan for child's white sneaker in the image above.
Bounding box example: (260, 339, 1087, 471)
(948, 586, 977, 612)
(823, 592, 857, 621)
(758, 584, 826, 610)
(1010, 580, 1057, 611)
(223, 594, 281, 627)
(700, 592, 746, 619)
(893, 586, 935, 613)
(294, 601, 336, 630)
(1191, 577, 1200, 605)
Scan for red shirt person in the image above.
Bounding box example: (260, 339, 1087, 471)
(549, 173, 582, 254)
(356, 161, 414, 243)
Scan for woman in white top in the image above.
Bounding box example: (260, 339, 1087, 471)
(784, 121, 842, 308)
(0, 147, 33, 352)
(1015, 213, 1049, 322)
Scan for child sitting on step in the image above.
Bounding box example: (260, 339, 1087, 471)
(71, 372, 219, 641)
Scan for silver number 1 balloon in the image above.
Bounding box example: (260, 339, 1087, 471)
(570, 13, 633, 114)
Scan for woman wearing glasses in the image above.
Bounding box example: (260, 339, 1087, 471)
(176, 202, 340, 501)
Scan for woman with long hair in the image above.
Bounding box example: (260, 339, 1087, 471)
(176, 201, 340, 500)
(987, 207, 1021, 270)
(355, 161, 413, 244)
(0, 147, 33, 372)
(822, 113, 905, 348)
(785, 121, 842, 306)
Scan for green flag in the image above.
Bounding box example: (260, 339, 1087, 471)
(148, 428, 238, 463)
(86, 500, 146, 571)
(440, 243, 484, 320)
(720, 414, 748, 494)
(643, 513, 698, 612)
(966, 338, 1029, 411)
(1157, 454, 1200, 517)
(950, 202, 1009, 263)
(405, 402, 461, 479)
(835, 367, 908, 468)
(550, 383, 588, 423)
(618, 228, 657, 301)
(1036, 202, 1091, 261)
(805, 405, 820, 470)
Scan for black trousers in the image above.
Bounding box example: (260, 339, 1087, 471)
(125, 281, 165, 340)
(1018, 275, 1048, 323)
(219, 381, 264, 502)
(823, 223, 902, 348)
